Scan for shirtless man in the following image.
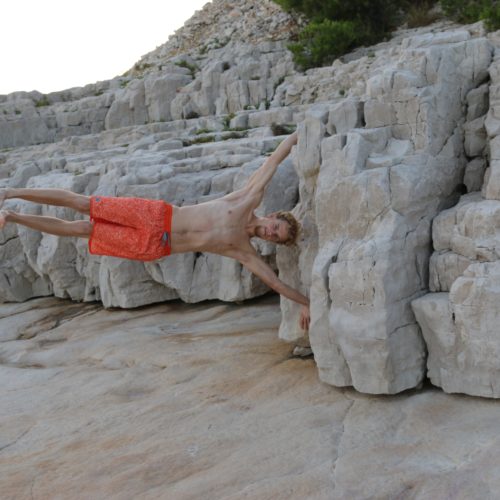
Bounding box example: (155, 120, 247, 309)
(0, 131, 310, 329)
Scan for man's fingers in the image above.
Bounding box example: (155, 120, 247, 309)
(299, 314, 310, 331)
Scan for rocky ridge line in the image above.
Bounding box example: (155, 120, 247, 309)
(128, 0, 305, 76)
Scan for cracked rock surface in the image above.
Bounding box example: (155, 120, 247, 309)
(2, 297, 500, 499)
(411, 31, 500, 398)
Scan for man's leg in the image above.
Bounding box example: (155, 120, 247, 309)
(0, 210, 92, 238)
(0, 188, 90, 214)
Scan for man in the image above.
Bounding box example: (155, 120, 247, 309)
(0, 131, 310, 329)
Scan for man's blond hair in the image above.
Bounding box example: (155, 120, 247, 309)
(274, 211, 300, 246)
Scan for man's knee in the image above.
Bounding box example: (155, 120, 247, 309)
(74, 195, 91, 214)
(72, 220, 93, 238)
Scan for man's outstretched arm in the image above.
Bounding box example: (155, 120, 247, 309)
(246, 131, 298, 195)
(238, 251, 310, 330)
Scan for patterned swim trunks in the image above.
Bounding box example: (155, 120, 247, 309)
(88, 196, 173, 261)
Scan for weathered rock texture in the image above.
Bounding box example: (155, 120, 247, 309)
(130, 0, 305, 67)
(412, 31, 500, 398)
(0, 23, 301, 308)
(278, 27, 496, 396)
(2, 0, 500, 398)
(3, 297, 500, 499)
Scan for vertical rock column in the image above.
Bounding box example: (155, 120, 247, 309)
(412, 35, 500, 398)
(280, 31, 492, 394)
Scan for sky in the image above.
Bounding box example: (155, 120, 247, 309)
(0, 0, 209, 95)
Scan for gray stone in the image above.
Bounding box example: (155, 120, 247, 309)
(467, 83, 489, 121)
(464, 157, 487, 192)
(413, 262, 500, 398)
(326, 99, 364, 135)
(464, 115, 487, 157)
(145, 73, 192, 122)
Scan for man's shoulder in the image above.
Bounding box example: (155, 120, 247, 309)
(221, 240, 257, 260)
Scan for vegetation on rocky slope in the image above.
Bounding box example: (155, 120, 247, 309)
(273, 0, 500, 69)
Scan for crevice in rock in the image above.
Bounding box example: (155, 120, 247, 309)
(0, 235, 18, 247)
(0, 424, 34, 453)
(331, 394, 355, 493)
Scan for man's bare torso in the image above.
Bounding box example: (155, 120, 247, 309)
(170, 188, 258, 257)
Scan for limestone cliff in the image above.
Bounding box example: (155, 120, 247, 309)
(1, 0, 500, 398)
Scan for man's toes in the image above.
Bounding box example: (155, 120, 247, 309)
(0, 210, 9, 229)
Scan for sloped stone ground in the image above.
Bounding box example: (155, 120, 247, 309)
(2, 296, 500, 499)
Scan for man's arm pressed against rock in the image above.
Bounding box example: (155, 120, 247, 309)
(246, 131, 298, 195)
(234, 249, 310, 331)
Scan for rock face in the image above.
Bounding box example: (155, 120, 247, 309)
(131, 0, 304, 66)
(0, 0, 301, 309)
(411, 32, 500, 398)
(0, 124, 299, 308)
(278, 27, 495, 395)
(2, 0, 500, 398)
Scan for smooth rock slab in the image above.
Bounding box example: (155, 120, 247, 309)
(3, 297, 500, 498)
(0, 296, 346, 499)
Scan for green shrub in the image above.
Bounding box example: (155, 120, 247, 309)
(35, 96, 50, 107)
(483, 3, 500, 29)
(274, 0, 400, 28)
(288, 19, 359, 69)
(440, 0, 500, 29)
(273, 0, 500, 70)
(189, 135, 216, 145)
(133, 62, 153, 72)
(406, 1, 442, 28)
(274, 0, 403, 35)
(273, 0, 405, 69)
(174, 60, 198, 78)
(221, 131, 248, 140)
(271, 123, 297, 135)
(222, 113, 236, 130)
(440, 0, 486, 23)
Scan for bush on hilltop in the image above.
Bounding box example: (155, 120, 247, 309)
(441, 0, 500, 30)
(274, 0, 500, 70)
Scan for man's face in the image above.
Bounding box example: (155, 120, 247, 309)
(259, 217, 290, 244)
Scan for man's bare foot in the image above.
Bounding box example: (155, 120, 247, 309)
(0, 209, 9, 229)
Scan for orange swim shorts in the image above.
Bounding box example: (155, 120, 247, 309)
(88, 196, 173, 261)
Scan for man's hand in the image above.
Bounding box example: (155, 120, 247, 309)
(300, 305, 310, 331)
